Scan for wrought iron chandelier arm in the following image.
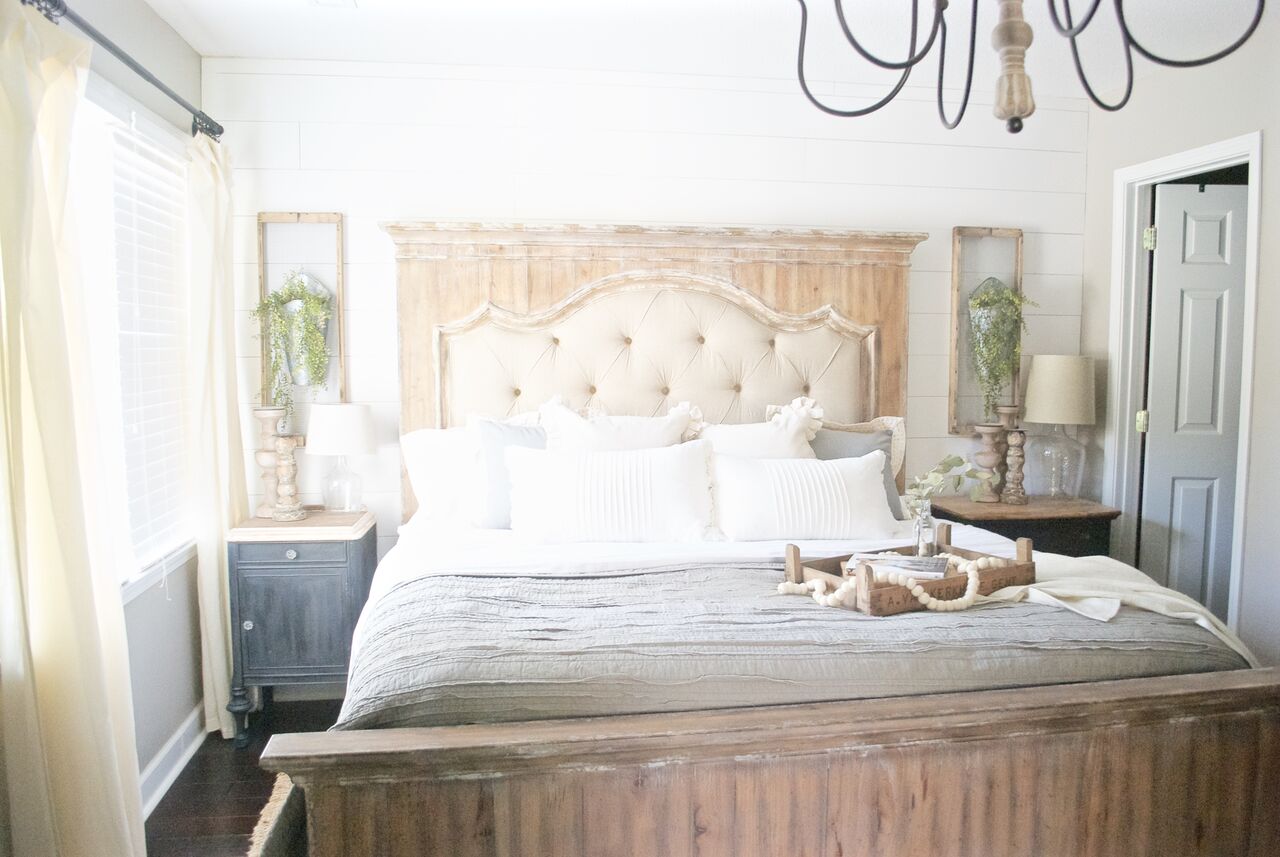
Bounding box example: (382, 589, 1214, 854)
(834, 0, 945, 70)
(1063, 0, 1135, 111)
(795, 0, 917, 118)
(1046, 0, 1104, 38)
(1120, 0, 1265, 69)
(935, 0, 979, 129)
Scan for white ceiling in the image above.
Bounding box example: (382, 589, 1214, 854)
(142, 0, 1263, 100)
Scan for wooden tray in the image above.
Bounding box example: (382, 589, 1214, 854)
(783, 523, 1036, 616)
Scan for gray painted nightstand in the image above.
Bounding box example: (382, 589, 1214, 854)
(226, 510, 376, 747)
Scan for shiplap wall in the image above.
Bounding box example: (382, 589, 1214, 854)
(206, 58, 1087, 557)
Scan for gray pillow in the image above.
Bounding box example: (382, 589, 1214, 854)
(470, 419, 546, 528)
(810, 428, 904, 519)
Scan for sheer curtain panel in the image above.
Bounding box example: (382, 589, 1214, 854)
(0, 4, 146, 857)
(186, 135, 249, 739)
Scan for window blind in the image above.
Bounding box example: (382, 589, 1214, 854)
(109, 121, 190, 569)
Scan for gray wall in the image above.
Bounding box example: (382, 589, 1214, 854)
(123, 556, 202, 768)
(1081, 9, 1280, 664)
(71, 0, 201, 130)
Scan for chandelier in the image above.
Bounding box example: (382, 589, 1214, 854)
(794, 0, 1266, 132)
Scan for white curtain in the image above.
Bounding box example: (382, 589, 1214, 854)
(186, 135, 249, 739)
(0, 5, 146, 857)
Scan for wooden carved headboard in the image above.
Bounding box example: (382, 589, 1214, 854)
(385, 223, 927, 519)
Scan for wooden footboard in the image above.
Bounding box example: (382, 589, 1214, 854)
(261, 668, 1280, 857)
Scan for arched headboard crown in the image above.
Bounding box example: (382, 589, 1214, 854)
(385, 222, 927, 519)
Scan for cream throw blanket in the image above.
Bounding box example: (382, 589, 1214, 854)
(981, 553, 1259, 667)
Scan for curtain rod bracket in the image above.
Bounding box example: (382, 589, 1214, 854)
(23, 0, 66, 21)
(20, 0, 223, 141)
(192, 112, 224, 142)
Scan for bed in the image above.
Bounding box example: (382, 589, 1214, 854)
(260, 223, 1280, 857)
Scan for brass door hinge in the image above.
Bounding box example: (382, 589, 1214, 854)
(1142, 226, 1157, 251)
(1136, 409, 1150, 433)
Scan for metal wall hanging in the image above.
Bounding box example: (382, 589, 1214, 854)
(794, 0, 1266, 133)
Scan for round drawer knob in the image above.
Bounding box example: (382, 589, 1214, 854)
(285, 549, 298, 560)
(242, 620, 255, 631)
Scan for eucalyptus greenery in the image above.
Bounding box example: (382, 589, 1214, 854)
(252, 272, 331, 417)
(903, 454, 993, 517)
(968, 277, 1036, 419)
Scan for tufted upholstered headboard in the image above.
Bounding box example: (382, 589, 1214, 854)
(385, 223, 927, 520)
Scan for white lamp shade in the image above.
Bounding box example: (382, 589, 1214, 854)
(1023, 355, 1096, 426)
(305, 403, 375, 455)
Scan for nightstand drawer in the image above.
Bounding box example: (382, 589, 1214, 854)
(237, 540, 347, 566)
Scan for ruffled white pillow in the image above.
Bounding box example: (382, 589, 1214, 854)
(540, 399, 702, 451)
(697, 397, 824, 458)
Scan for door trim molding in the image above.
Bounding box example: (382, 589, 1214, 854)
(1102, 131, 1262, 631)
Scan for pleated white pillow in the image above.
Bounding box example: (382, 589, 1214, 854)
(506, 440, 713, 542)
(713, 451, 899, 541)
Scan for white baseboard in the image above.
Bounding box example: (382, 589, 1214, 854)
(139, 702, 206, 819)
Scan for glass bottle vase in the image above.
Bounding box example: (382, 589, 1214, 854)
(914, 499, 937, 557)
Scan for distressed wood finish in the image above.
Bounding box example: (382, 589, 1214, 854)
(261, 667, 1280, 857)
(385, 222, 927, 519)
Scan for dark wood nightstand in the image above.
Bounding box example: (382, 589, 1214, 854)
(226, 510, 376, 747)
(929, 496, 1120, 557)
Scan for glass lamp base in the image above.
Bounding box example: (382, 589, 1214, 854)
(322, 456, 365, 512)
(1027, 425, 1086, 498)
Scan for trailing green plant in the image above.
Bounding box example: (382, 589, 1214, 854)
(968, 277, 1035, 419)
(252, 272, 331, 417)
(903, 454, 993, 517)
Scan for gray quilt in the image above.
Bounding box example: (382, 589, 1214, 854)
(335, 563, 1247, 730)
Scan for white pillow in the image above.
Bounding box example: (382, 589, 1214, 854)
(540, 399, 701, 451)
(699, 397, 823, 458)
(712, 451, 899, 541)
(400, 427, 480, 523)
(506, 441, 713, 542)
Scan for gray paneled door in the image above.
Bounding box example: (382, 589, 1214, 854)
(1139, 184, 1247, 619)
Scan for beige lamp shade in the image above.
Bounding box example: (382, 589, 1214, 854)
(1023, 355, 1096, 426)
(305, 403, 375, 455)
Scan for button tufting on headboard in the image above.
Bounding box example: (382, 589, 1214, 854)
(436, 274, 879, 428)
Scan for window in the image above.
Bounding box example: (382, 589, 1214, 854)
(75, 86, 194, 578)
(111, 120, 190, 568)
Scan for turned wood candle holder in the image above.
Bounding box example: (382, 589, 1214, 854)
(972, 423, 1004, 503)
(253, 406, 286, 519)
(272, 435, 307, 522)
(1001, 428, 1028, 505)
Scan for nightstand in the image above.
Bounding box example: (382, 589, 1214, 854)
(226, 510, 376, 747)
(929, 496, 1121, 557)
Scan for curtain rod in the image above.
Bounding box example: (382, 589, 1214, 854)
(21, 0, 223, 140)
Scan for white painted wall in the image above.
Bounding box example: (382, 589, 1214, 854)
(1080, 10, 1280, 663)
(205, 55, 1089, 559)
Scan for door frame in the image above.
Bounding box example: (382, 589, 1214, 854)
(1102, 132, 1262, 631)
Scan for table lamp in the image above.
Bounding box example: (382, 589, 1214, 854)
(1023, 355, 1095, 498)
(305, 403, 375, 512)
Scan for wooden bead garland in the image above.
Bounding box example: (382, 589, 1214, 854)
(776, 552, 1013, 613)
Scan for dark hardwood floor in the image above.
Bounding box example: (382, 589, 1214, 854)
(145, 700, 340, 857)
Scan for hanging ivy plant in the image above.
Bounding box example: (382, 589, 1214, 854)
(968, 277, 1035, 420)
(252, 272, 331, 417)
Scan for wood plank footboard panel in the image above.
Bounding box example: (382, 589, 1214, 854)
(261, 668, 1280, 857)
